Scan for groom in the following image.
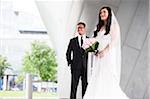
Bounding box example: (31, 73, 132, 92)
(66, 22, 88, 99)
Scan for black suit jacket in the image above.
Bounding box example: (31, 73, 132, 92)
(66, 36, 88, 71)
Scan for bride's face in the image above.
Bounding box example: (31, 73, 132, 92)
(100, 8, 109, 21)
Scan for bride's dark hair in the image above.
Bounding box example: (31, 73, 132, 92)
(93, 6, 112, 37)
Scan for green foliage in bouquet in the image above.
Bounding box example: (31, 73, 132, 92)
(85, 41, 99, 53)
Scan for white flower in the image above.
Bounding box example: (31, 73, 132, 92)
(82, 38, 97, 49)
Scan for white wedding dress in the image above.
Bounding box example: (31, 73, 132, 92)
(83, 11, 129, 99)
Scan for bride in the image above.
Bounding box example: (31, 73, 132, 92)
(83, 6, 129, 99)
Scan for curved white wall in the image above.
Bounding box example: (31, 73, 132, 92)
(36, 0, 85, 98)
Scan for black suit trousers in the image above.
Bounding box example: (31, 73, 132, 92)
(70, 66, 88, 99)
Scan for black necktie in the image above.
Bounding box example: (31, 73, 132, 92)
(81, 36, 83, 46)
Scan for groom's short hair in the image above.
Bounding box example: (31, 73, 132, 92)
(77, 22, 86, 27)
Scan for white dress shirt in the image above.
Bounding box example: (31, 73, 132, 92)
(78, 34, 86, 47)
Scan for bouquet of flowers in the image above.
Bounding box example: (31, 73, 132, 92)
(82, 38, 99, 53)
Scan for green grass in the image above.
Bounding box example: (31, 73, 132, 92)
(0, 91, 57, 97)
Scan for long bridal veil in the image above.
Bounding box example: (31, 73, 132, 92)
(110, 11, 121, 84)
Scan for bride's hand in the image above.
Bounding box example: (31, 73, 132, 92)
(98, 50, 105, 58)
(96, 50, 106, 58)
(97, 45, 109, 58)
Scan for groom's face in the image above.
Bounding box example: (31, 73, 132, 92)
(77, 24, 86, 35)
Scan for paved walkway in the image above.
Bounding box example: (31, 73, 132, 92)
(0, 97, 58, 99)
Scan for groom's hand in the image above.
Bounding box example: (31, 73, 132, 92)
(67, 60, 72, 66)
(67, 62, 70, 66)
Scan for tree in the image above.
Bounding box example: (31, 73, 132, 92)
(0, 55, 10, 77)
(22, 41, 57, 82)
